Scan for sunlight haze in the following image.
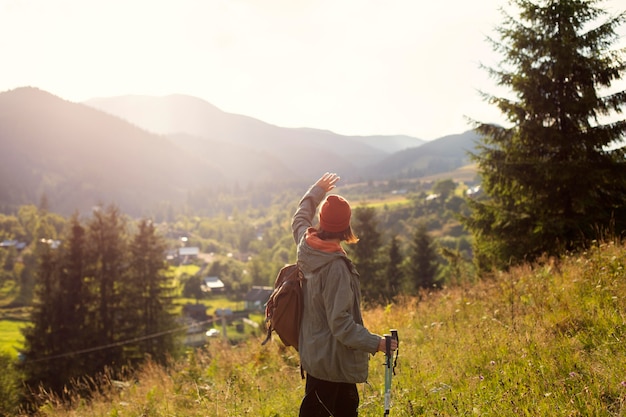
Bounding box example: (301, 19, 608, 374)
(1, 0, 625, 140)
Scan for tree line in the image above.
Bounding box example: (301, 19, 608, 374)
(18, 206, 179, 409)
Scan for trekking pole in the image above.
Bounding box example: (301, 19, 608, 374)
(383, 329, 399, 416)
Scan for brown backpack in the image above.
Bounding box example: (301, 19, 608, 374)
(261, 263, 304, 350)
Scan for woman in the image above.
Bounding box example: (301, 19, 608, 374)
(292, 172, 397, 417)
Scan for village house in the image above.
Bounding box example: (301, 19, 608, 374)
(202, 276, 225, 293)
(181, 316, 208, 347)
(182, 303, 210, 322)
(243, 286, 273, 312)
(178, 246, 199, 264)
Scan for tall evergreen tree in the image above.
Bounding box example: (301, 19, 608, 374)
(384, 235, 403, 303)
(408, 223, 439, 291)
(21, 216, 94, 399)
(21, 244, 61, 395)
(349, 207, 385, 305)
(52, 215, 91, 381)
(85, 206, 128, 372)
(464, 0, 626, 270)
(122, 219, 178, 365)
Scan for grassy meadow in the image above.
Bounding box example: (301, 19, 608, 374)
(0, 262, 245, 362)
(19, 240, 626, 416)
(0, 303, 29, 357)
(0, 319, 24, 356)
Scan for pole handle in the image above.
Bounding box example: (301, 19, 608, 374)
(391, 329, 398, 345)
(390, 329, 399, 375)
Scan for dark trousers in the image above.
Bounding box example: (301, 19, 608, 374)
(299, 374, 359, 417)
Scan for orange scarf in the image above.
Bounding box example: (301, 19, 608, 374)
(305, 227, 346, 254)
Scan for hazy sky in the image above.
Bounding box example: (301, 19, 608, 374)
(2, 0, 625, 140)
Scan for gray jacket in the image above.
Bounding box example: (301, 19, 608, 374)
(292, 185, 380, 383)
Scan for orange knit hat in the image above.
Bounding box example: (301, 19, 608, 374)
(319, 195, 352, 233)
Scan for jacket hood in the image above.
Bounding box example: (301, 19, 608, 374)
(298, 231, 347, 278)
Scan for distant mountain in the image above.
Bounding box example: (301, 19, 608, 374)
(0, 87, 223, 215)
(84, 94, 484, 182)
(85, 95, 426, 155)
(348, 134, 427, 153)
(371, 131, 481, 179)
(0, 87, 480, 215)
(83, 95, 405, 184)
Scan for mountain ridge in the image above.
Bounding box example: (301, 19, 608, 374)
(85, 94, 426, 155)
(0, 87, 479, 215)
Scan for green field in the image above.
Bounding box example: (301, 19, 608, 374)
(356, 195, 411, 209)
(0, 319, 25, 357)
(0, 294, 245, 358)
(173, 296, 245, 315)
(0, 264, 246, 360)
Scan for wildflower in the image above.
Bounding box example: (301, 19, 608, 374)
(490, 361, 496, 366)
(620, 381, 626, 387)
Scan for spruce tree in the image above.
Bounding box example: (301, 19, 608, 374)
(85, 205, 128, 372)
(384, 235, 403, 303)
(21, 244, 60, 395)
(21, 216, 93, 399)
(52, 216, 91, 383)
(349, 206, 384, 305)
(122, 219, 178, 365)
(408, 223, 439, 291)
(465, 0, 626, 270)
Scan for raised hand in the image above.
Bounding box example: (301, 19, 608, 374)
(315, 172, 340, 193)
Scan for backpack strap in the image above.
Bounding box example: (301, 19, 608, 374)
(261, 322, 272, 346)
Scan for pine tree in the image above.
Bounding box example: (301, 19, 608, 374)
(85, 205, 128, 372)
(349, 207, 385, 305)
(464, 0, 626, 270)
(21, 244, 61, 395)
(122, 219, 178, 365)
(408, 223, 439, 291)
(384, 235, 403, 303)
(53, 215, 91, 381)
(21, 216, 93, 399)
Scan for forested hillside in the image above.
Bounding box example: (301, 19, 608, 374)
(0, 173, 474, 309)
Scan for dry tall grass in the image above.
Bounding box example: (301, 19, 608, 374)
(23, 241, 626, 416)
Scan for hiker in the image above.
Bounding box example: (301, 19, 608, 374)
(292, 172, 398, 417)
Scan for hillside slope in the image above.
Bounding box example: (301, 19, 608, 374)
(21, 241, 626, 416)
(0, 87, 480, 215)
(85, 94, 480, 182)
(0, 88, 222, 215)
(84, 94, 395, 180)
(372, 130, 480, 178)
(85, 94, 425, 156)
